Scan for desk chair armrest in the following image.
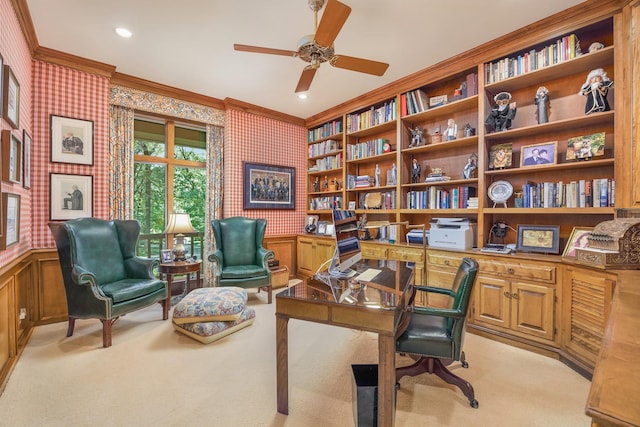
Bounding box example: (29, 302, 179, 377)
(415, 285, 456, 298)
(412, 305, 465, 319)
(125, 257, 158, 279)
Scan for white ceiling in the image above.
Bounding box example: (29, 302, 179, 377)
(25, 0, 585, 119)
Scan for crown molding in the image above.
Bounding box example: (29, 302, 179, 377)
(224, 98, 305, 126)
(33, 47, 116, 78)
(11, 0, 39, 54)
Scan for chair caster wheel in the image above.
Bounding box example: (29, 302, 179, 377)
(461, 361, 469, 368)
(470, 399, 479, 408)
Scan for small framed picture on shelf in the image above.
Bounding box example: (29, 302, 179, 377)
(348, 201, 356, 210)
(562, 226, 594, 258)
(488, 143, 512, 169)
(1, 130, 21, 184)
(160, 249, 173, 264)
(325, 223, 335, 236)
(516, 224, 560, 254)
(317, 221, 328, 235)
(520, 141, 557, 167)
(566, 132, 605, 161)
(304, 214, 319, 234)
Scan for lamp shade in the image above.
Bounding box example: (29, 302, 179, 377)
(164, 213, 196, 235)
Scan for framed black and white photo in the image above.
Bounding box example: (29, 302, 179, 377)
(516, 224, 560, 254)
(160, 249, 173, 264)
(1, 129, 21, 184)
(243, 162, 295, 209)
(49, 173, 93, 220)
(520, 141, 557, 167)
(22, 129, 31, 189)
(0, 52, 4, 118)
(317, 221, 328, 235)
(2, 64, 19, 129)
(0, 193, 20, 250)
(50, 115, 94, 165)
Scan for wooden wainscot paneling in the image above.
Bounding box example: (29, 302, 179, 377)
(31, 250, 68, 324)
(15, 260, 33, 348)
(264, 235, 297, 278)
(0, 275, 16, 388)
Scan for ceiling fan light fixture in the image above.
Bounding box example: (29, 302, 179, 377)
(297, 93, 308, 100)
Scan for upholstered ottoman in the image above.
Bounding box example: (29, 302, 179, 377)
(172, 287, 255, 344)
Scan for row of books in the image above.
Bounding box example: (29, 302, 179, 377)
(308, 153, 342, 172)
(406, 186, 477, 210)
(308, 139, 339, 158)
(347, 175, 374, 189)
(520, 178, 614, 208)
(400, 73, 478, 116)
(309, 196, 342, 210)
(346, 98, 397, 133)
(485, 34, 581, 84)
(358, 191, 396, 209)
(346, 138, 390, 160)
(308, 120, 343, 143)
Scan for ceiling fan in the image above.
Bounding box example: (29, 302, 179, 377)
(233, 0, 389, 93)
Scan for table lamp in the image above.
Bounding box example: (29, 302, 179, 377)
(164, 213, 196, 261)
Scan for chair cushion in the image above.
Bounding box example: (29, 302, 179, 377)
(101, 278, 166, 303)
(396, 314, 454, 358)
(172, 307, 255, 344)
(172, 287, 247, 324)
(220, 265, 268, 280)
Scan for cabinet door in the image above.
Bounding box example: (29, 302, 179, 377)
(511, 281, 555, 342)
(473, 275, 510, 329)
(314, 239, 335, 273)
(296, 237, 315, 276)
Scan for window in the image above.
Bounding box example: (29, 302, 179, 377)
(134, 117, 206, 259)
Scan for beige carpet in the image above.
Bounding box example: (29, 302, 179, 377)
(0, 288, 591, 427)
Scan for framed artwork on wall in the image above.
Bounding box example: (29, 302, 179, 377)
(1, 129, 21, 184)
(0, 52, 3, 118)
(2, 64, 19, 129)
(49, 173, 93, 220)
(243, 162, 295, 209)
(0, 193, 20, 250)
(50, 115, 94, 165)
(22, 129, 31, 189)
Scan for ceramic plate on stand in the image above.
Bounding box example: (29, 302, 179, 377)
(488, 180, 513, 207)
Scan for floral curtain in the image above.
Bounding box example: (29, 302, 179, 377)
(108, 104, 135, 219)
(205, 125, 224, 286)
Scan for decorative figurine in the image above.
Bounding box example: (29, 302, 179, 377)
(579, 68, 613, 114)
(389, 164, 397, 185)
(313, 176, 320, 192)
(588, 42, 604, 53)
(323, 175, 329, 191)
(463, 123, 476, 137)
(485, 91, 517, 132)
(408, 126, 424, 147)
(535, 86, 550, 124)
(411, 158, 421, 183)
(463, 153, 478, 179)
(375, 164, 381, 187)
(444, 118, 457, 141)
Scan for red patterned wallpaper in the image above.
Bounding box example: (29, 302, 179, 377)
(31, 61, 110, 248)
(225, 109, 306, 235)
(0, 0, 33, 266)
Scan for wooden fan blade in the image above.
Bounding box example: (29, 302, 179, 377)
(331, 55, 389, 76)
(295, 67, 317, 93)
(233, 44, 297, 57)
(314, 0, 351, 47)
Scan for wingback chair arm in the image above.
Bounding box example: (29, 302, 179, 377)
(257, 247, 275, 268)
(71, 265, 98, 286)
(411, 305, 466, 319)
(208, 250, 223, 266)
(124, 257, 158, 279)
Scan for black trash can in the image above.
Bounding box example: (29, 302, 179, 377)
(351, 364, 378, 427)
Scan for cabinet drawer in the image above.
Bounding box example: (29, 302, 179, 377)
(479, 260, 556, 284)
(427, 252, 463, 269)
(388, 247, 423, 263)
(361, 245, 387, 260)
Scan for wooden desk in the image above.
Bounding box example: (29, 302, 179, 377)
(158, 260, 202, 297)
(275, 260, 414, 427)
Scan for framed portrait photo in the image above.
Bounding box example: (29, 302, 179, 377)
(317, 221, 328, 235)
(516, 224, 560, 254)
(0, 192, 20, 249)
(2, 64, 20, 129)
(520, 141, 557, 167)
(22, 129, 31, 189)
(160, 249, 173, 264)
(304, 214, 319, 234)
(1, 129, 21, 184)
(243, 162, 295, 209)
(50, 115, 94, 165)
(0, 52, 3, 118)
(562, 226, 594, 258)
(49, 173, 93, 220)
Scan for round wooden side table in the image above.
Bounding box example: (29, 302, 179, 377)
(158, 260, 202, 298)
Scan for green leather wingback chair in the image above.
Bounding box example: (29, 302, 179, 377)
(49, 218, 170, 348)
(396, 257, 479, 408)
(209, 217, 274, 303)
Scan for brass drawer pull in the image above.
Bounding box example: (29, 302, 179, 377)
(511, 292, 519, 300)
(504, 291, 511, 298)
(444, 260, 450, 266)
(507, 267, 515, 274)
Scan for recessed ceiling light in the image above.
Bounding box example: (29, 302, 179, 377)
(297, 93, 308, 100)
(115, 27, 132, 38)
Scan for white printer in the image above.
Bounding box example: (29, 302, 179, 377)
(428, 218, 477, 250)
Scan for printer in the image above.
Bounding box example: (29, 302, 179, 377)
(429, 218, 477, 250)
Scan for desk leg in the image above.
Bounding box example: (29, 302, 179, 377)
(276, 314, 289, 415)
(378, 333, 396, 427)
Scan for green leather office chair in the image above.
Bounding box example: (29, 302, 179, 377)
(49, 218, 169, 348)
(396, 257, 479, 408)
(209, 217, 274, 303)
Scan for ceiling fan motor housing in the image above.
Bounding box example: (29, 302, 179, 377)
(307, 0, 326, 12)
(297, 34, 334, 64)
